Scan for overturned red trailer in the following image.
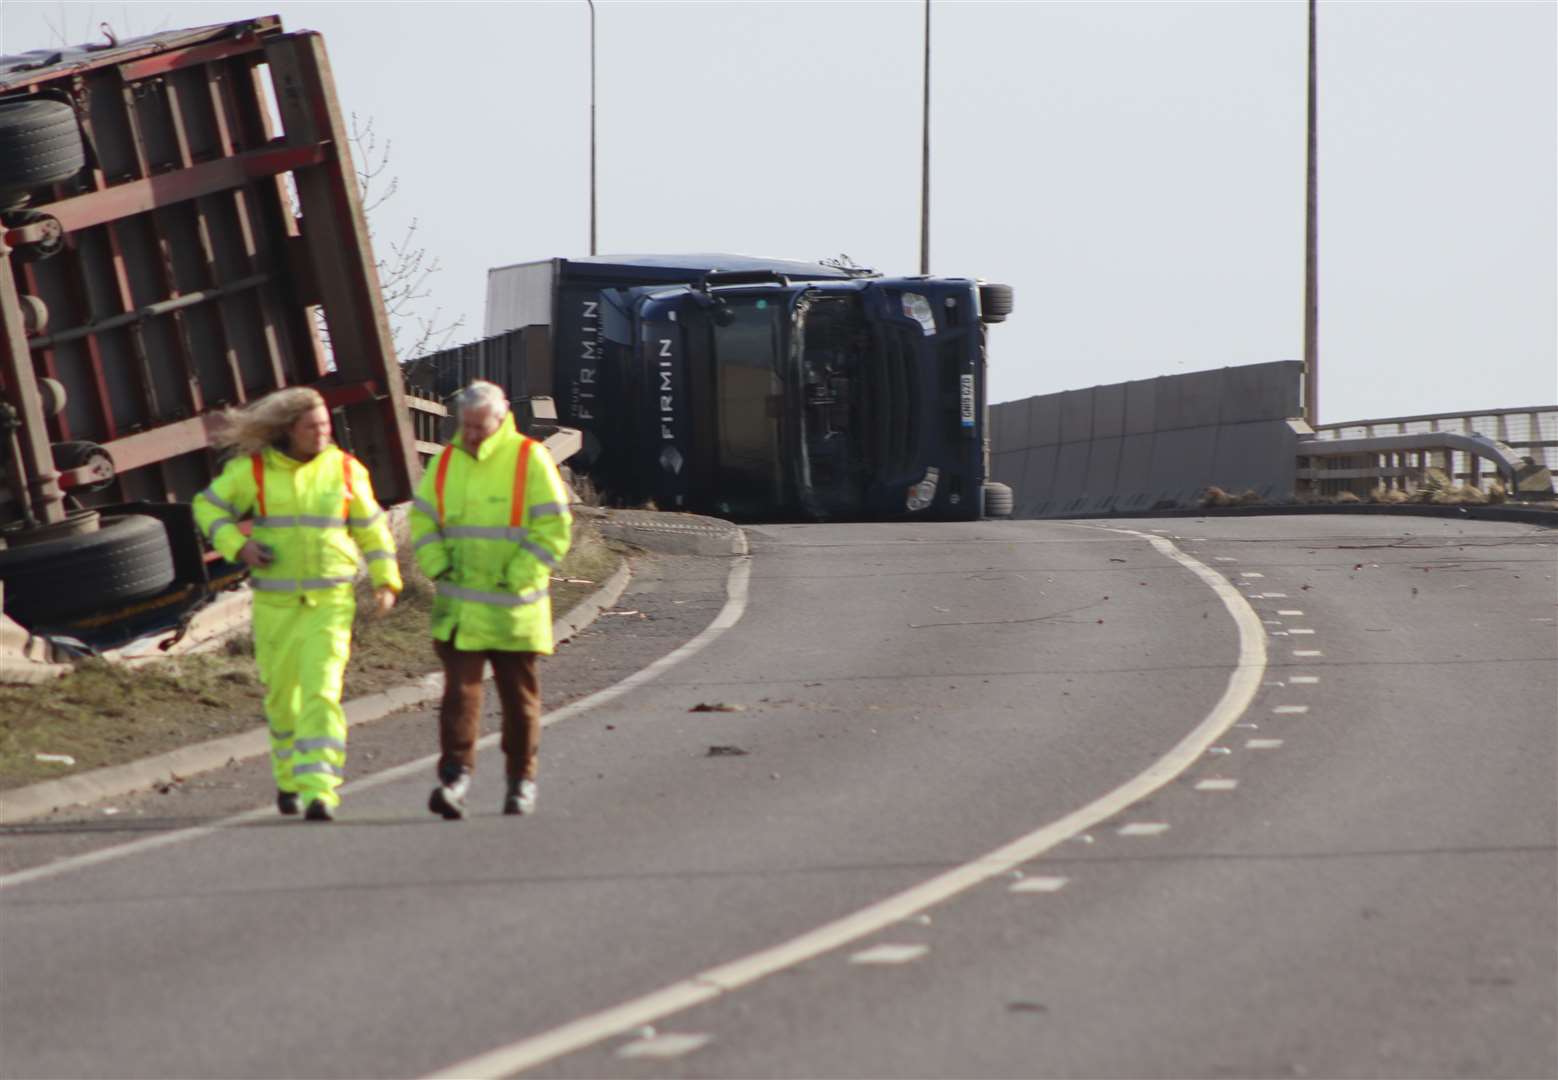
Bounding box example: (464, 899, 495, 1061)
(0, 16, 419, 640)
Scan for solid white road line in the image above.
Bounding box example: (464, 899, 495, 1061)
(422, 524, 1268, 1080)
(1010, 876, 1070, 894)
(615, 1033, 711, 1060)
(0, 537, 755, 893)
(850, 944, 929, 965)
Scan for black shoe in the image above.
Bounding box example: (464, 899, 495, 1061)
(304, 799, 335, 822)
(277, 791, 300, 816)
(503, 778, 537, 816)
(429, 773, 470, 820)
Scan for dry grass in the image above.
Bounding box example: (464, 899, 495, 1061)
(1200, 486, 1263, 508)
(0, 519, 619, 790)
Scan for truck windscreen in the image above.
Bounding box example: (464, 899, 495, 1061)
(711, 297, 788, 509)
(795, 293, 872, 515)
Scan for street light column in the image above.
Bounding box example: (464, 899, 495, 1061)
(588, 0, 598, 256)
(1303, 0, 1318, 424)
(919, 0, 931, 275)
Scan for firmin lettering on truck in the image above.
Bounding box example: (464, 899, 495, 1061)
(658, 336, 676, 442)
(575, 299, 600, 421)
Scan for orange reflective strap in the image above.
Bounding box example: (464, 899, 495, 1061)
(250, 453, 266, 517)
(341, 452, 354, 520)
(434, 446, 455, 524)
(510, 438, 534, 527)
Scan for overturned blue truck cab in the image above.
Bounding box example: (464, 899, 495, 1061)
(485, 255, 1014, 521)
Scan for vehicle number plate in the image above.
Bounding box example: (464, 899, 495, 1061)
(959, 373, 976, 427)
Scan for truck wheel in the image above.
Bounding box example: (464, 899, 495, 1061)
(982, 481, 1014, 518)
(0, 98, 87, 198)
(979, 283, 1014, 324)
(0, 514, 176, 627)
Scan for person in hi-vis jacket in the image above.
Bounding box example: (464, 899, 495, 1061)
(409, 380, 572, 819)
(193, 387, 401, 821)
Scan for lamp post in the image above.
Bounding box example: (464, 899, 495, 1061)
(587, 0, 598, 256)
(919, 0, 931, 275)
(1303, 0, 1318, 424)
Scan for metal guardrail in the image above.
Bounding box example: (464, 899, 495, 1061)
(402, 395, 581, 475)
(1301, 405, 1556, 498)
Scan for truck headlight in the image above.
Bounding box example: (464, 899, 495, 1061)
(905, 466, 940, 511)
(901, 292, 936, 336)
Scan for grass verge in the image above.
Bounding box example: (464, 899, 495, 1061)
(0, 520, 620, 791)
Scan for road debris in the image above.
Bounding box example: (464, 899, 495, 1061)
(706, 745, 749, 757)
(691, 702, 745, 713)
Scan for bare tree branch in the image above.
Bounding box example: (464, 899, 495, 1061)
(313, 113, 465, 361)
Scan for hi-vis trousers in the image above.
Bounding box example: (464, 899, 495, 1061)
(251, 589, 355, 808)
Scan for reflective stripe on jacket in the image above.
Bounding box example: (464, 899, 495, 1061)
(408, 412, 572, 653)
(192, 445, 403, 597)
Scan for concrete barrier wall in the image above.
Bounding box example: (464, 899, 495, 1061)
(991, 361, 1303, 517)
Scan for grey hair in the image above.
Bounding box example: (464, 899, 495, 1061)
(453, 379, 509, 419)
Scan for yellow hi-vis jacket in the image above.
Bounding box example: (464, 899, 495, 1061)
(409, 413, 572, 653)
(192, 445, 403, 597)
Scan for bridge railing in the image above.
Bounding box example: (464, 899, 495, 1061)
(1301, 406, 1556, 498)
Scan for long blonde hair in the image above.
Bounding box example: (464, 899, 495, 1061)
(210, 387, 327, 457)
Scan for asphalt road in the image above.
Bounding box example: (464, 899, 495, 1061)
(1, 515, 1553, 1079)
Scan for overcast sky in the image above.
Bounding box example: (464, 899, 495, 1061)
(3, 0, 1554, 423)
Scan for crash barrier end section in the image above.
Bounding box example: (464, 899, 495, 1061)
(1305, 407, 1556, 502)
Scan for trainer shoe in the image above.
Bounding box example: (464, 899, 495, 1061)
(502, 778, 537, 816)
(277, 791, 300, 816)
(303, 799, 335, 823)
(429, 772, 471, 820)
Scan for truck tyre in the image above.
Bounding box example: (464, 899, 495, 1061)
(982, 481, 1014, 518)
(979, 283, 1014, 324)
(0, 98, 87, 198)
(0, 514, 176, 627)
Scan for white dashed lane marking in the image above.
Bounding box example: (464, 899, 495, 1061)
(1294, 649, 1324, 657)
(1239, 572, 1265, 579)
(616, 1034, 712, 1060)
(1010, 876, 1070, 894)
(1247, 738, 1284, 749)
(1277, 609, 1304, 616)
(1288, 628, 1316, 635)
(1272, 705, 1310, 715)
(850, 944, 929, 965)
(1195, 779, 1239, 791)
(1117, 822, 1171, 837)
(1289, 676, 1319, 685)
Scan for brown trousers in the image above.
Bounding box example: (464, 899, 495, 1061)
(433, 640, 542, 783)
